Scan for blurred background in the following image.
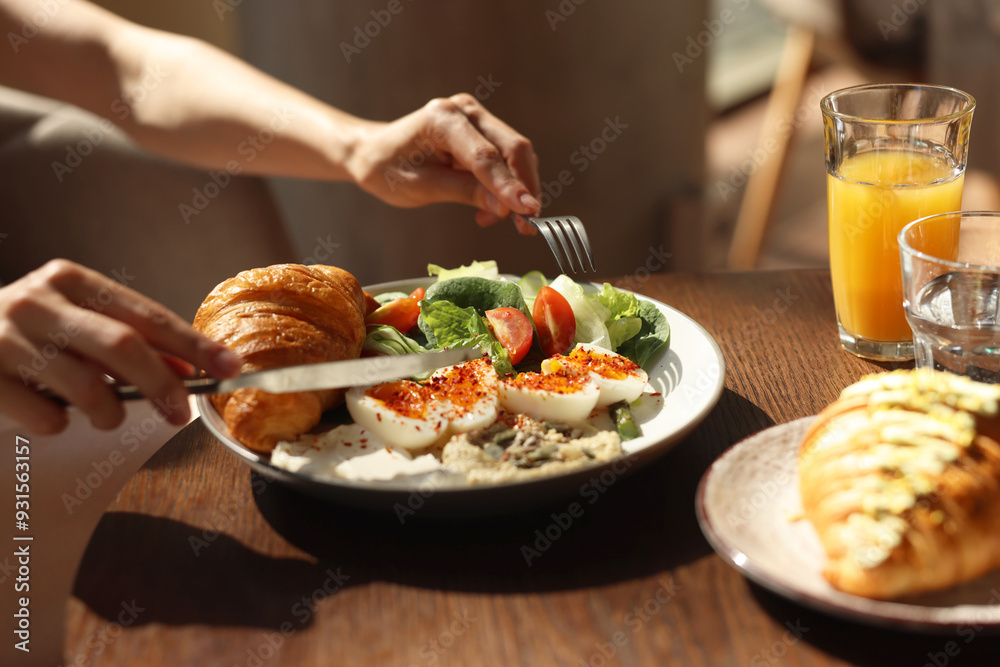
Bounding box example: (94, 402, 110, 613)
(13, 0, 1000, 296)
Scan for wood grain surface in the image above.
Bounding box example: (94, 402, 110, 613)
(64, 270, 1000, 666)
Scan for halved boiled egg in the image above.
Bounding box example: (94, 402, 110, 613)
(346, 379, 448, 450)
(541, 342, 649, 407)
(424, 357, 499, 433)
(346, 357, 500, 450)
(498, 371, 600, 423)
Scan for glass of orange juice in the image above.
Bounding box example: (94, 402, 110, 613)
(821, 83, 975, 360)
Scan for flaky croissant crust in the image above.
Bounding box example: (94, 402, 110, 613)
(194, 264, 368, 453)
(799, 370, 1000, 600)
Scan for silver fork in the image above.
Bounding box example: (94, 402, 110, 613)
(516, 215, 596, 274)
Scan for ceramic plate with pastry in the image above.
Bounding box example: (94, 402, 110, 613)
(697, 369, 1000, 630)
(194, 268, 725, 516)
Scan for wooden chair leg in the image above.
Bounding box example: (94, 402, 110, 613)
(727, 25, 815, 270)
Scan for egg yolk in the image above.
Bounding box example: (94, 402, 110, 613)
(505, 370, 591, 394)
(549, 347, 641, 381)
(366, 381, 428, 419)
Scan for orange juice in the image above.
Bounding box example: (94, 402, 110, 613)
(828, 150, 964, 343)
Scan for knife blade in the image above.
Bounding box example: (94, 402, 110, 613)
(41, 347, 482, 403)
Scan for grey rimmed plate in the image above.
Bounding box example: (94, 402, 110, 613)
(197, 276, 726, 517)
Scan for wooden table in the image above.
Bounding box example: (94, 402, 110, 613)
(64, 270, 1000, 665)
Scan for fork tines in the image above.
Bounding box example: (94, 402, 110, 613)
(529, 215, 596, 275)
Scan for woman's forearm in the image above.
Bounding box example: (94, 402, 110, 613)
(108, 28, 370, 180)
(1, 0, 365, 180)
(0, 0, 541, 219)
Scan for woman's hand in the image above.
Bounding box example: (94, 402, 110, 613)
(0, 260, 242, 434)
(347, 93, 542, 233)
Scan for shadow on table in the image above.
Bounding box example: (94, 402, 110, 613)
(73, 389, 774, 629)
(250, 388, 775, 595)
(73, 513, 327, 630)
(749, 582, 1000, 666)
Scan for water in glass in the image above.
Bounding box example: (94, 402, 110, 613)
(906, 271, 1000, 382)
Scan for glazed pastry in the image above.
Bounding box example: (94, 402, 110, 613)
(193, 264, 369, 453)
(799, 369, 1000, 599)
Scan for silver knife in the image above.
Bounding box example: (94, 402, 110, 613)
(42, 347, 481, 402)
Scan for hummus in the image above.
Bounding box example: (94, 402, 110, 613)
(441, 412, 623, 485)
(271, 412, 627, 487)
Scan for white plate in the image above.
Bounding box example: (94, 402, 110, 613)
(198, 277, 726, 516)
(696, 418, 1000, 632)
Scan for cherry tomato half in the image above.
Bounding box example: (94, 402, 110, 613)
(365, 287, 425, 333)
(532, 286, 576, 357)
(484, 307, 534, 365)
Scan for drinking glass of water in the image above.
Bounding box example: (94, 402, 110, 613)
(899, 211, 1000, 381)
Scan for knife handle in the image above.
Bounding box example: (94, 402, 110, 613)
(38, 376, 222, 405)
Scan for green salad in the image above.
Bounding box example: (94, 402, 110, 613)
(363, 261, 670, 378)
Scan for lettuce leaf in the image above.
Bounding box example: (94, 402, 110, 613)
(548, 275, 613, 350)
(547, 277, 669, 367)
(362, 325, 429, 356)
(427, 260, 499, 282)
(616, 300, 671, 368)
(596, 282, 639, 319)
(417, 299, 515, 377)
(372, 291, 409, 305)
(517, 270, 548, 311)
(595, 283, 643, 349)
(607, 317, 643, 349)
(420, 276, 533, 329)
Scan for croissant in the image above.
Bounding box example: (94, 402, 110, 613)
(799, 369, 1000, 599)
(193, 264, 371, 453)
